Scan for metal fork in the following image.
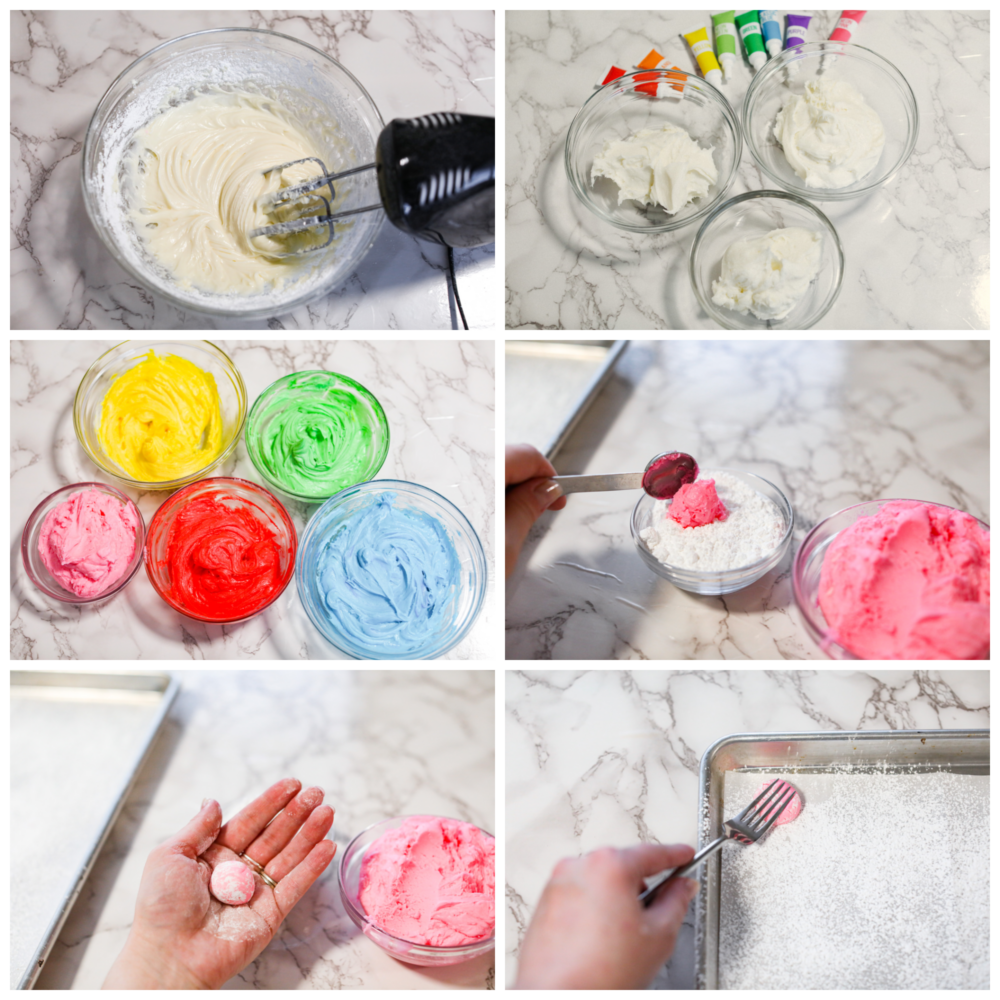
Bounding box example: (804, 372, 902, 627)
(639, 778, 797, 907)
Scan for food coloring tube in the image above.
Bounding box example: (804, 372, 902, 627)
(830, 10, 866, 42)
(597, 64, 626, 87)
(635, 65, 686, 98)
(637, 48, 665, 70)
(784, 11, 812, 51)
(711, 11, 738, 79)
(735, 10, 767, 72)
(758, 10, 783, 58)
(682, 26, 724, 88)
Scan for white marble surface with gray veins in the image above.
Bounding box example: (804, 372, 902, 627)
(12, 10, 495, 330)
(505, 668, 989, 988)
(506, 10, 989, 329)
(34, 670, 495, 989)
(12, 339, 495, 660)
(506, 340, 989, 660)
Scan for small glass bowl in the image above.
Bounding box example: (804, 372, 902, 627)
(82, 28, 385, 319)
(245, 370, 389, 502)
(793, 499, 991, 660)
(743, 41, 919, 201)
(338, 816, 495, 967)
(296, 480, 487, 659)
(145, 477, 296, 623)
(565, 68, 742, 233)
(631, 470, 793, 595)
(21, 483, 145, 604)
(690, 191, 844, 330)
(74, 340, 247, 490)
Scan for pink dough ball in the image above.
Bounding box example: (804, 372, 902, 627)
(210, 860, 256, 905)
(757, 779, 803, 826)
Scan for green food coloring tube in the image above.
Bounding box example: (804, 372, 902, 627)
(245, 370, 389, 501)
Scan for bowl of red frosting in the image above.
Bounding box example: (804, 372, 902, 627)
(144, 477, 296, 623)
(794, 499, 990, 660)
(338, 814, 495, 966)
(21, 482, 145, 603)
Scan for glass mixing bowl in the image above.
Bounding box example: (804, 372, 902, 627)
(793, 499, 990, 660)
(144, 477, 297, 623)
(82, 28, 385, 319)
(631, 470, 793, 595)
(245, 370, 389, 502)
(296, 480, 487, 660)
(742, 41, 919, 201)
(338, 816, 495, 967)
(21, 482, 145, 604)
(74, 340, 247, 490)
(690, 191, 844, 330)
(565, 68, 742, 233)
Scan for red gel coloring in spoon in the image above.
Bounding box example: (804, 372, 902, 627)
(642, 452, 698, 499)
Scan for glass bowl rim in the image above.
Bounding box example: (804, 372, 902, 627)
(143, 474, 297, 624)
(565, 67, 744, 234)
(295, 478, 488, 659)
(338, 813, 496, 953)
(688, 189, 845, 330)
(244, 369, 390, 502)
(792, 496, 990, 658)
(741, 40, 920, 202)
(80, 26, 386, 319)
(21, 481, 146, 604)
(630, 468, 794, 579)
(73, 339, 248, 490)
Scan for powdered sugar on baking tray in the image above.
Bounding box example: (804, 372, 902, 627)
(719, 769, 989, 989)
(640, 470, 785, 571)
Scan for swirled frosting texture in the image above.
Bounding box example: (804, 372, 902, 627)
(157, 491, 290, 620)
(315, 493, 461, 656)
(248, 371, 387, 499)
(98, 351, 224, 483)
(129, 91, 329, 295)
(38, 489, 138, 598)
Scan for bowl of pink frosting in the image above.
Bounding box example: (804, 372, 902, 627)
(794, 499, 990, 660)
(338, 814, 495, 966)
(21, 482, 144, 604)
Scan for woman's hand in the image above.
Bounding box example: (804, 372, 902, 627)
(515, 843, 698, 990)
(104, 778, 335, 989)
(506, 444, 567, 578)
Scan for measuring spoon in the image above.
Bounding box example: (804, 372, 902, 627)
(551, 451, 698, 500)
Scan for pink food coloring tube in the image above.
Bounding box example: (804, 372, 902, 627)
(829, 11, 866, 43)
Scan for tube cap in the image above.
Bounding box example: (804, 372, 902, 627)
(748, 50, 767, 72)
(765, 39, 782, 59)
(704, 67, 724, 88)
(719, 52, 737, 79)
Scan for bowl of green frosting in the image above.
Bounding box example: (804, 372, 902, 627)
(245, 370, 389, 501)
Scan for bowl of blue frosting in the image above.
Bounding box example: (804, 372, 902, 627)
(296, 480, 487, 659)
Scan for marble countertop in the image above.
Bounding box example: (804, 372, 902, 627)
(506, 10, 989, 329)
(33, 668, 495, 989)
(12, 10, 495, 330)
(505, 668, 989, 988)
(506, 339, 989, 660)
(12, 339, 495, 660)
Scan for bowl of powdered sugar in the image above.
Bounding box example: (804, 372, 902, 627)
(631, 469, 792, 595)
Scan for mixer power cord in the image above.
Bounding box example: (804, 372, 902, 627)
(447, 246, 469, 330)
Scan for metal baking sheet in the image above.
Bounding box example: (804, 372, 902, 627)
(11, 670, 179, 990)
(505, 340, 628, 461)
(694, 729, 990, 990)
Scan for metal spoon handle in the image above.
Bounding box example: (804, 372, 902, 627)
(550, 472, 644, 494)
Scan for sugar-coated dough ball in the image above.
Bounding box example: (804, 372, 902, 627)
(210, 860, 256, 905)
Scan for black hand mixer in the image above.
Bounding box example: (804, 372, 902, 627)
(249, 112, 494, 256)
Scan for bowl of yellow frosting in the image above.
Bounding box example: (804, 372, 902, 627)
(74, 341, 248, 490)
(82, 29, 385, 319)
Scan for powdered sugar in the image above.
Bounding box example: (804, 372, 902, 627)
(640, 470, 785, 571)
(719, 769, 989, 989)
